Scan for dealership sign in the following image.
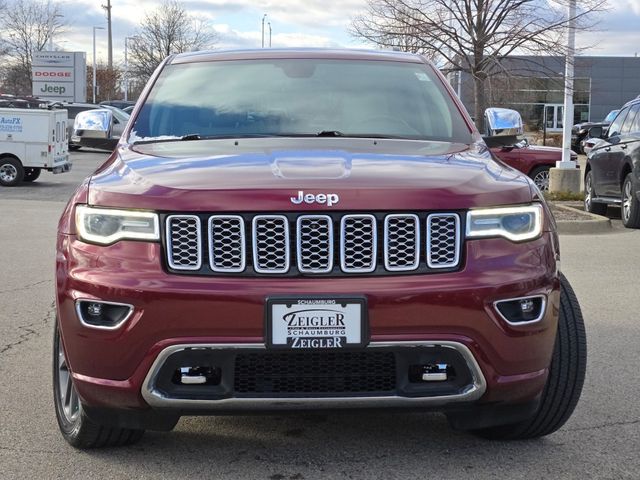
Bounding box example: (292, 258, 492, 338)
(32, 51, 86, 102)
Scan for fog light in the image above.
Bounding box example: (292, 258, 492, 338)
(519, 299, 535, 314)
(495, 295, 546, 325)
(75, 299, 134, 330)
(87, 303, 102, 316)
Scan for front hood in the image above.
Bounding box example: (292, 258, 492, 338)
(574, 121, 607, 131)
(520, 145, 561, 154)
(89, 138, 533, 211)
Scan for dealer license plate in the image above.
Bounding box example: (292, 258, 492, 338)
(266, 297, 367, 349)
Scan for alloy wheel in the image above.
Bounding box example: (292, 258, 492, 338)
(585, 174, 593, 211)
(57, 339, 80, 423)
(622, 178, 632, 223)
(533, 170, 550, 191)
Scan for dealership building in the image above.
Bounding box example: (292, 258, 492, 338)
(455, 55, 640, 132)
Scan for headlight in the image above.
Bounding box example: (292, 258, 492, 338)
(466, 204, 543, 242)
(76, 205, 159, 245)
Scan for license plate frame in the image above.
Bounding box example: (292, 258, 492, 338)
(265, 296, 368, 350)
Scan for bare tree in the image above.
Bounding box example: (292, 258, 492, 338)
(86, 63, 122, 102)
(0, 0, 65, 93)
(351, 0, 607, 130)
(128, 0, 217, 82)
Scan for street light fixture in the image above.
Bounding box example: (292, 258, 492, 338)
(124, 36, 138, 102)
(92, 26, 105, 104)
(268, 22, 272, 48)
(261, 14, 267, 48)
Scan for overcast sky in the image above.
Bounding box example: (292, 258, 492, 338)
(52, 0, 640, 64)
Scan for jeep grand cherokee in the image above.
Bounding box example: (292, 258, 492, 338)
(54, 49, 586, 448)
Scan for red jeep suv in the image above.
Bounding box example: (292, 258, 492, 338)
(54, 49, 586, 448)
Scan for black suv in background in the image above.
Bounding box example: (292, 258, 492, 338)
(572, 109, 619, 153)
(99, 100, 135, 110)
(585, 98, 640, 228)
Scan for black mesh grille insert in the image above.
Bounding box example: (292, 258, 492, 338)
(234, 351, 396, 395)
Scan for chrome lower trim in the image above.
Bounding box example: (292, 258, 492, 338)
(141, 341, 487, 410)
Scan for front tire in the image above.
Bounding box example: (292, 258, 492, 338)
(0, 156, 24, 186)
(23, 168, 41, 182)
(584, 170, 607, 215)
(472, 273, 587, 440)
(621, 173, 640, 228)
(53, 322, 144, 448)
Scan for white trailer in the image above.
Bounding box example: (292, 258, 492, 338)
(0, 108, 71, 186)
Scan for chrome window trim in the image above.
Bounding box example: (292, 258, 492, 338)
(426, 213, 461, 269)
(384, 214, 420, 271)
(166, 214, 202, 271)
(493, 294, 548, 326)
(340, 214, 378, 273)
(74, 298, 134, 331)
(141, 341, 487, 410)
(252, 215, 290, 274)
(208, 215, 246, 273)
(296, 215, 334, 274)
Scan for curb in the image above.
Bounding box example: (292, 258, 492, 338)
(554, 204, 612, 234)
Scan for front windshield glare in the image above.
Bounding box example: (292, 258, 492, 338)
(130, 58, 472, 143)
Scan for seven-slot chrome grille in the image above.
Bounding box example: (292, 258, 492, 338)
(165, 212, 462, 275)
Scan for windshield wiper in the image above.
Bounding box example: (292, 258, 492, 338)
(131, 131, 423, 145)
(131, 133, 276, 145)
(317, 130, 344, 137)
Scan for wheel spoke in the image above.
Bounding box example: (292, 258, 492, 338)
(64, 373, 73, 409)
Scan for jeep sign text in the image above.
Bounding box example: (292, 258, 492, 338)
(39, 83, 66, 95)
(290, 190, 340, 207)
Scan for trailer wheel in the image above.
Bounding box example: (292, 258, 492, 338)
(0, 156, 24, 186)
(23, 168, 41, 182)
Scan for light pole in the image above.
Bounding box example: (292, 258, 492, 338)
(124, 36, 138, 102)
(268, 22, 272, 48)
(549, 0, 580, 194)
(261, 14, 267, 48)
(92, 26, 105, 104)
(48, 13, 64, 50)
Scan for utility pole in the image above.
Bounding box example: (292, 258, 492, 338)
(102, 0, 113, 69)
(261, 14, 267, 48)
(268, 22, 272, 48)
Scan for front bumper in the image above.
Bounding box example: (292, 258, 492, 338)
(56, 231, 560, 415)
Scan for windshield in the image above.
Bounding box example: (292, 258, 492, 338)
(129, 58, 472, 143)
(604, 110, 619, 123)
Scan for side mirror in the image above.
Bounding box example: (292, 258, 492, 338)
(73, 109, 113, 140)
(588, 125, 604, 139)
(484, 108, 524, 137)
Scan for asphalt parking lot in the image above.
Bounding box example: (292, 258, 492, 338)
(0, 150, 638, 479)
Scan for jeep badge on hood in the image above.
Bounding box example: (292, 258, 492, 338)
(290, 190, 340, 207)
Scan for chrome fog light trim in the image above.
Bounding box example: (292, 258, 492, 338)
(493, 295, 547, 325)
(75, 299, 134, 330)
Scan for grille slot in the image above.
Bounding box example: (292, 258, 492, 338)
(166, 215, 202, 270)
(384, 214, 420, 271)
(234, 351, 396, 395)
(208, 215, 245, 272)
(297, 215, 333, 273)
(340, 214, 377, 273)
(252, 215, 290, 274)
(427, 213, 461, 269)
